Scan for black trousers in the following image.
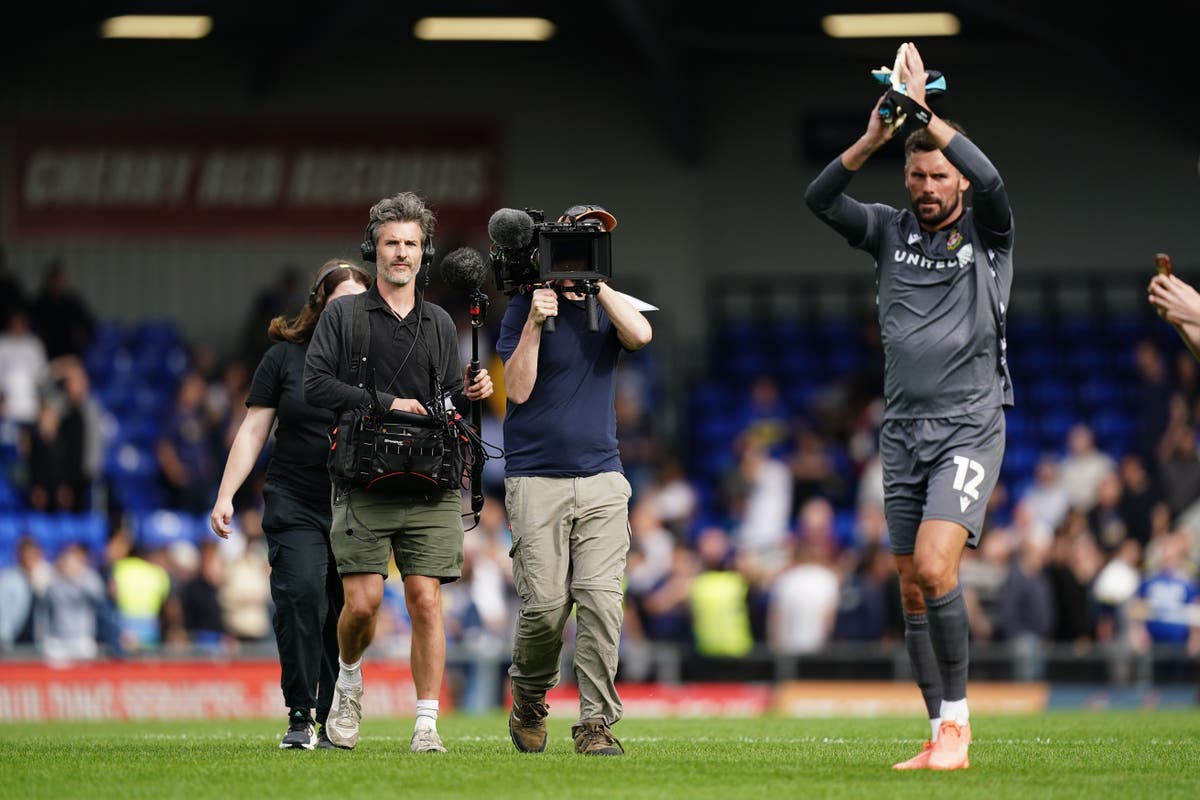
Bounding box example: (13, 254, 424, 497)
(263, 486, 343, 724)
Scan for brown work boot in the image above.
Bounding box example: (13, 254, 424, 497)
(508, 688, 549, 753)
(572, 717, 624, 756)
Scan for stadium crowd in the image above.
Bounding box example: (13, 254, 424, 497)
(0, 257, 1197, 703)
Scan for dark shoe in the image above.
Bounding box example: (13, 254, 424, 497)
(509, 688, 549, 753)
(280, 708, 316, 750)
(316, 724, 337, 750)
(572, 717, 623, 756)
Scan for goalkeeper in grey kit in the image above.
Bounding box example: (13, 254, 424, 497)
(804, 42, 1013, 771)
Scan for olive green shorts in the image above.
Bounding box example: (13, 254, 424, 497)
(329, 488, 464, 582)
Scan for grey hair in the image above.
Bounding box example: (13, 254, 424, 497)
(365, 191, 437, 249)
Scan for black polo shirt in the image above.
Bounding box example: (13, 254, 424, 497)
(362, 285, 450, 407)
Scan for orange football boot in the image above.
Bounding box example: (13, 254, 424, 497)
(891, 739, 934, 770)
(928, 720, 971, 770)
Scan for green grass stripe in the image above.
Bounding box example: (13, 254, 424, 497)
(0, 710, 1196, 799)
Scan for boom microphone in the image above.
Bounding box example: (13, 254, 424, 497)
(441, 247, 489, 292)
(487, 208, 535, 249)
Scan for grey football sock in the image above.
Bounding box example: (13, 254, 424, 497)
(903, 612, 943, 719)
(925, 585, 970, 702)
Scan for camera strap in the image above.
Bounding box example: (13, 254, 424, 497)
(348, 292, 370, 386)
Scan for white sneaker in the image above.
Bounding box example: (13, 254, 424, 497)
(326, 683, 363, 749)
(410, 728, 446, 753)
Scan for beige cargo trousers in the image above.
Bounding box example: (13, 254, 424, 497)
(504, 472, 632, 724)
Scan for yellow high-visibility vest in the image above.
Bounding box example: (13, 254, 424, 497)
(689, 570, 753, 657)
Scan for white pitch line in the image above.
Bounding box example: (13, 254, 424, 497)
(131, 733, 1198, 746)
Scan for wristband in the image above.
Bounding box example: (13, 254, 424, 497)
(882, 89, 932, 127)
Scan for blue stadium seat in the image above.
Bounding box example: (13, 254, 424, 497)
(130, 385, 171, 416)
(132, 320, 184, 351)
(771, 319, 813, 349)
(91, 348, 136, 392)
(693, 415, 743, 449)
(1103, 314, 1145, 347)
(111, 476, 167, 513)
(717, 319, 761, 354)
(105, 442, 158, 478)
(1068, 346, 1108, 381)
(1056, 316, 1100, 343)
(1092, 410, 1134, 456)
(106, 443, 166, 513)
(1038, 412, 1076, 452)
(833, 509, 858, 549)
(691, 381, 732, 417)
(781, 382, 819, 416)
(135, 344, 190, 391)
(1077, 378, 1122, 412)
(1027, 380, 1073, 411)
(1006, 315, 1050, 347)
(726, 350, 771, 380)
(1015, 346, 1059, 377)
(0, 472, 23, 511)
(111, 415, 164, 448)
(57, 513, 109, 561)
(1003, 444, 1041, 482)
(21, 512, 66, 559)
(693, 448, 735, 484)
(1004, 409, 1035, 442)
(134, 509, 201, 551)
(83, 323, 128, 382)
(817, 317, 858, 347)
(0, 512, 23, 567)
(825, 347, 862, 375)
(90, 321, 127, 348)
(779, 346, 817, 377)
(96, 381, 132, 414)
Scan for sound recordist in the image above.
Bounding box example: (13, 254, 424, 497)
(303, 191, 493, 755)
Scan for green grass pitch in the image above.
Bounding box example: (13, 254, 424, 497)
(2, 710, 1197, 799)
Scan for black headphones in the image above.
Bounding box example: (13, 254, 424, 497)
(308, 262, 370, 309)
(359, 220, 435, 269)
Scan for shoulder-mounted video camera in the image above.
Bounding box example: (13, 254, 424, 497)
(488, 207, 612, 295)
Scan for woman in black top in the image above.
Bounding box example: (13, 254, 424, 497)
(210, 259, 372, 749)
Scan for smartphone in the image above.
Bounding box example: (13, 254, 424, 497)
(1156, 253, 1173, 276)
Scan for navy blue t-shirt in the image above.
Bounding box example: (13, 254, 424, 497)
(497, 292, 624, 477)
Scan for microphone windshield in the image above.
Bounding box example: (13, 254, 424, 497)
(488, 208, 535, 249)
(441, 246, 489, 292)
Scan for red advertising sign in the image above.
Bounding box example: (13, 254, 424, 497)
(773, 680, 1048, 716)
(542, 682, 774, 718)
(5, 121, 499, 239)
(0, 660, 442, 721)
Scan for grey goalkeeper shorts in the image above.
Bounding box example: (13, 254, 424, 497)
(879, 407, 1006, 555)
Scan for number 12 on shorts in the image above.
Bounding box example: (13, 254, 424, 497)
(952, 454, 985, 511)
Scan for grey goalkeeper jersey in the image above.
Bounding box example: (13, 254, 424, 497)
(805, 134, 1015, 420)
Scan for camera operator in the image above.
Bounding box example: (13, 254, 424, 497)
(303, 191, 493, 754)
(499, 204, 652, 757)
